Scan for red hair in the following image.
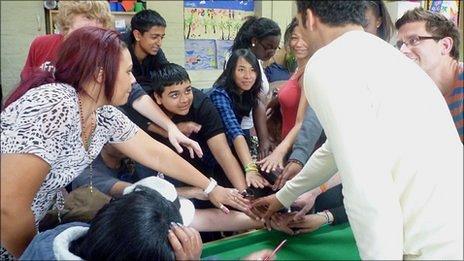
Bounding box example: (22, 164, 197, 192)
(4, 27, 126, 108)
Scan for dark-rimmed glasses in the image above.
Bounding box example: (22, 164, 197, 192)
(396, 35, 442, 49)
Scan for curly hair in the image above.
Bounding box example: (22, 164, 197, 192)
(395, 7, 461, 60)
(296, 0, 366, 27)
(56, 1, 114, 34)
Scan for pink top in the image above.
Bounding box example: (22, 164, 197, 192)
(278, 72, 302, 138)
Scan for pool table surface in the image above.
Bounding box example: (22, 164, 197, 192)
(202, 223, 360, 260)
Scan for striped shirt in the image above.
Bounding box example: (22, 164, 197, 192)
(445, 63, 463, 143)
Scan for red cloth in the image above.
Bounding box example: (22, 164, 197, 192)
(278, 72, 302, 138)
(20, 34, 64, 81)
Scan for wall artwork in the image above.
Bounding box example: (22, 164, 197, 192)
(185, 39, 217, 70)
(427, 0, 460, 25)
(216, 40, 234, 70)
(184, 0, 254, 70)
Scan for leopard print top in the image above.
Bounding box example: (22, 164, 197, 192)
(0, 83, 138, 258)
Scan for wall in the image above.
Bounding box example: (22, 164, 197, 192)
(1, 1, 45, 99)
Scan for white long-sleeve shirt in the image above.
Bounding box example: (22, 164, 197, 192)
(276, 31, 463, 260)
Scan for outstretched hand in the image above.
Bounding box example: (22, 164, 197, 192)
(251, 194, 284, 229)
(167, 125, 203, 159)
(273, 161, 303, 190)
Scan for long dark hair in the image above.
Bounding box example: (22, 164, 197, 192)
(231, 16, 281, 51)
(4, 27, 126, 108)
(367, 0, 394, 42)
(214, 49, 262, 117)
(70, 186, 182, 261)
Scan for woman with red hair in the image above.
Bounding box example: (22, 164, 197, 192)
(0, 27, 246, 259)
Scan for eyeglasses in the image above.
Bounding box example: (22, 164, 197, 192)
(395, 35, 442, 49)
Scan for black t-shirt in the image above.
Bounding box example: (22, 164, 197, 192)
(122, 88, 224, 177)
(119, 31, 169, 123)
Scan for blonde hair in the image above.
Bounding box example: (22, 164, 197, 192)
(56, 1, 114, 34)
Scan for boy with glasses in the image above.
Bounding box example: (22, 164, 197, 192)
(396, 8, 463, 142)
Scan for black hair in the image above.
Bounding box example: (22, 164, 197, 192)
(214, 48, 262, 118)
(130, 9, 166, 41)
(152, 63, 191, 96)
(296, 0, 367, 27)
(231, 16, 281, 51)
(70, 186, 182, 261)
(366, 0, 394, 42)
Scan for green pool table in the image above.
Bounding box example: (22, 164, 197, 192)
(202, 223, 360, 260)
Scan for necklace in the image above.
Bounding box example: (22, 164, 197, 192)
(78, 94, 96, 193)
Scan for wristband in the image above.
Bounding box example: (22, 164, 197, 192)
(203, 178, 217, 195)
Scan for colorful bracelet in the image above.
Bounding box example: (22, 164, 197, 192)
(244, 162, 259, 173)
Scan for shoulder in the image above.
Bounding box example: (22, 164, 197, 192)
(18, 83, 76, 108)
(30, 34, 63, 48)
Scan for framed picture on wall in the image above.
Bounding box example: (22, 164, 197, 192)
(425, 0, 460, 25)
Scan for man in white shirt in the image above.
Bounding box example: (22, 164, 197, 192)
(252, 1, 463, 259)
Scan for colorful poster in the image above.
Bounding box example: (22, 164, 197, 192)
(428, 0, 460, 25)
(185, 39, 217, 70)
(183, 0, 254, 70)
(216, 40, 233, 70)
(184, 0, 254, 11)
(184, 8, 253, 40)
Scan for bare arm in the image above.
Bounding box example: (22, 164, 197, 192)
(1, 154, 49, 257)
(253, 99, 272, 159)
(258, 87, 309, 173)
(207, 134, 247, 191)
(112, 130, 247, 212)
(233, 135, 269, 188)
(191, 209, 263, 232)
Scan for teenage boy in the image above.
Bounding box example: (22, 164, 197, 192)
(126, 63, 248, 194)
(396, 8, 463, 142)
(252, 1, 463, 259)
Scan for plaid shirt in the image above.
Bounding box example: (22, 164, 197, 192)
(209, 87, 245, 142)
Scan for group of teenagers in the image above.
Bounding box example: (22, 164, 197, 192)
(1, 0, 463, 260)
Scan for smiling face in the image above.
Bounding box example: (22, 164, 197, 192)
(289, 25, 310, 60)
(233, 57, 257, 93)
(397, 21, 443, 74)
(250, 35, 281, 61)
(134, 25, 166, 56)
(154, 81, 193, 116)
(111, 48, 135, 106)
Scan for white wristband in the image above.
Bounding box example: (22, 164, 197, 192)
(203, 178, 217, 195)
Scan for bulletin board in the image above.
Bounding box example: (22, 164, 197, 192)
(184, 0, 254, 70)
